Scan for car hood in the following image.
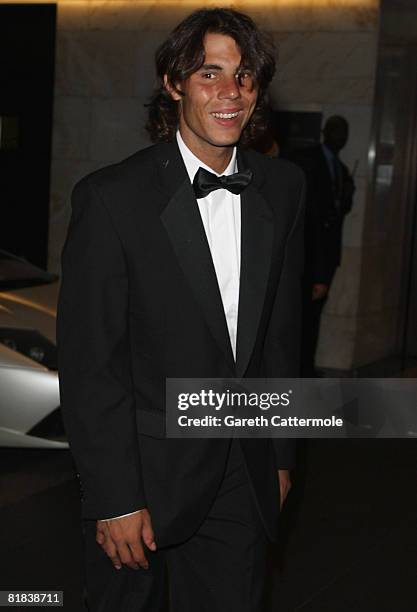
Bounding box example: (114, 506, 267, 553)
(0, 282, 59, 343)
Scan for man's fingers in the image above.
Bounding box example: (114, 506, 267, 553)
(96, 522, 107, 546)
(117, 541, 141, 570)
(141, 521, 157, 551)
(312, 283, 329, 301)
(96, 511, 153, 570)
(106, 548, 123, 571)
(278, 470, 292, 509)
(128, 540, 149, 570)
(279, 483, 289, 509)
(281, 481, 291, 495)
(280, 481, 291, 499)
(280, 486, 289, 508)
(96, 528, 122, 570)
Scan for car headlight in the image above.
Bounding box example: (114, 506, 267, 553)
(0, 327, 57, 370)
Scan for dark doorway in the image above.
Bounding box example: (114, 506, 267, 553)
(270, 110, 322, 156)
(0, 4, 56, 269)
(401, 157, 417, 366)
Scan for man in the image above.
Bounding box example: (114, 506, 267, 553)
(295, 116, 355, 375)
(57, 8, 305, 611)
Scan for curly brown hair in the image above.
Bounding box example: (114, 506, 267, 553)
(145, 8, 276, 146)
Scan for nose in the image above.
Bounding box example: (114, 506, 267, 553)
(218, 74, 241, 100)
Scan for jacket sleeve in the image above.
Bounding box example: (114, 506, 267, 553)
(264, 170, 306, 469)
(57, 177, 146, 519)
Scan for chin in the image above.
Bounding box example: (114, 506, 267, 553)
(207, 129, 243, 147)
(212, 137, 241, 148)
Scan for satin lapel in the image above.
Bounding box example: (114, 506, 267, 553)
(157, 143, 235, 372)
(235, 150, 274, 377)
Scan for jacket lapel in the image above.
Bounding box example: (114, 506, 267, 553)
(155, 142, 275, 377)
(235, 148, 274, 377)
(157, 142, 236, 372)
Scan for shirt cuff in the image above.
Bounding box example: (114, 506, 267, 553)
(100, 509, 144, 521)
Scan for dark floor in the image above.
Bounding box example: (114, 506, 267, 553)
(272, 439, 417, 611)
(0, 439, 416, 611)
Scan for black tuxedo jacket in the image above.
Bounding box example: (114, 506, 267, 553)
(289, 145, 354, 286)
(57, 141, 305, 547)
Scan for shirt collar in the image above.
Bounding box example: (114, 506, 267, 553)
(322, 143, 337, 161)
(176, 130, 237, 184)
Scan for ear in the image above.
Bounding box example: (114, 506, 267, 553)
(163, 74, 182, 102)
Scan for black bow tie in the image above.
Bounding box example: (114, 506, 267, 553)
(193, 166, 253, 199)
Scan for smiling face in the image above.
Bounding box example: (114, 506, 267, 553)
(165, 32, 259, 170)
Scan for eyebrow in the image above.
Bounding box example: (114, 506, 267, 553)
(199, 63, 252, 74)
(200, 64, 224, 71)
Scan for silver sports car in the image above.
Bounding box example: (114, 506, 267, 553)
(0, 250, 67, 448)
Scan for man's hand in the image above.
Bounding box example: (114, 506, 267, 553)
(278, 470, 291, 510)
(96, 509, 156, 571)
(312, 283, 329, 301)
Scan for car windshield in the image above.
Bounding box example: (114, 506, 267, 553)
(0, 250, 58, 289)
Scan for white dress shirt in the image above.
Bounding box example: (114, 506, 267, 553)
(176, 130, 241, 359)
(104, 132, 241, 521)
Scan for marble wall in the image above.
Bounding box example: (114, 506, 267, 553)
(347, 0, 417, 368)
(7, 0, 380, 370)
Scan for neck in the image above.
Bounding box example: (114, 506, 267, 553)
(178, 128, 234, 174)
(201, 148, 233, 174)
(323, 142, 339, 156)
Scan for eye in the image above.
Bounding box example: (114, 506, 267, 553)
(201, 72, 217, 80)
(236, 71, 253, 86)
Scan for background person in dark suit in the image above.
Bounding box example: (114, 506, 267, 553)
(57, 8, 305, 611)
(294, 116, 355, 375)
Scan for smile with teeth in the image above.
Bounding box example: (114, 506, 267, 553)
(211, 111, 240, 120)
